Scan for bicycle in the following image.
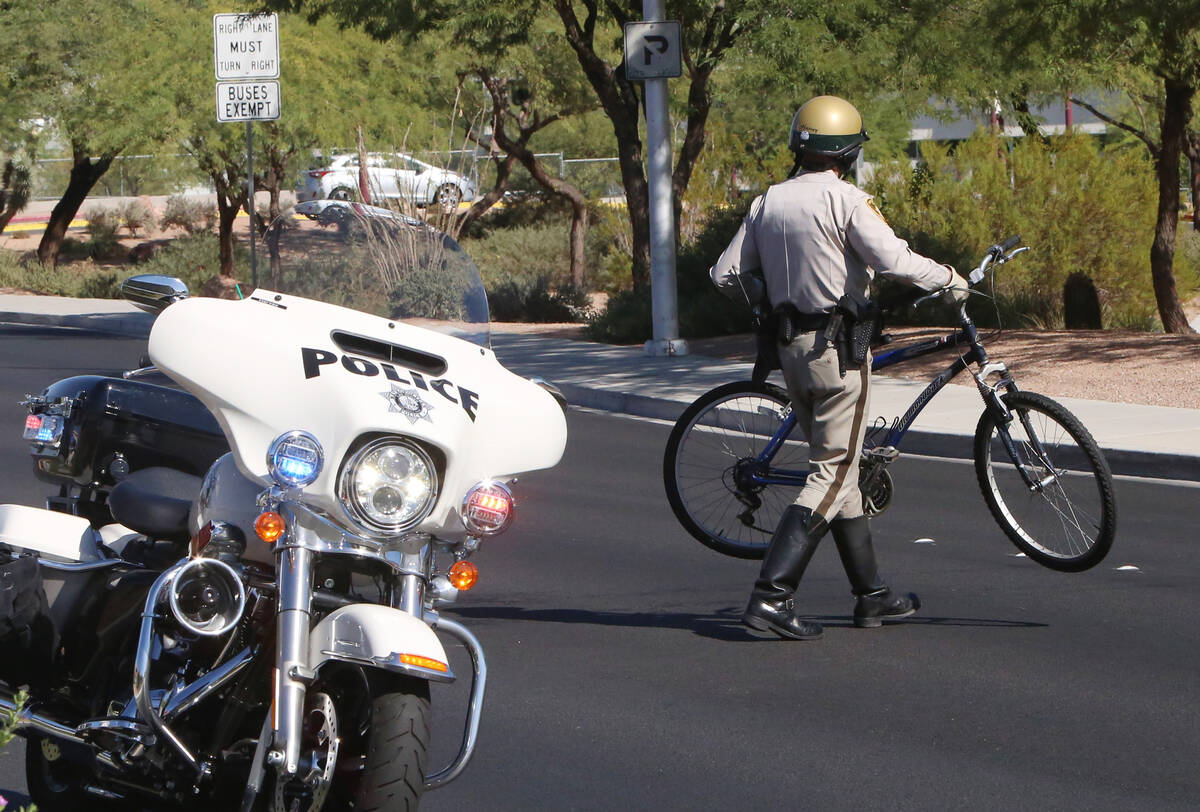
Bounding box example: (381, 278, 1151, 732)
(663, 236, 1117, 572)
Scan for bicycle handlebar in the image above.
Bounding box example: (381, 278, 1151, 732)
(997, 234, 1022, 253)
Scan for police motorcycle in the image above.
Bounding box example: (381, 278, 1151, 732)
(0, 201, 568, 810)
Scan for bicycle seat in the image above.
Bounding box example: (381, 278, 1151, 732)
(107, 467, 201, 542)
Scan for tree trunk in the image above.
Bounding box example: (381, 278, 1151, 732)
(1186, 131, 1200, 233)
(1150, 79, 1196, 334)
(672, 67, 715, 242)
(216, 187, 240, 279)
(553, 0, 651, 290)
(37, 146, 116, 266)
(506, 138, 589, 287)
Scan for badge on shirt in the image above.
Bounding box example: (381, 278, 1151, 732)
(866, 198, 888, 224)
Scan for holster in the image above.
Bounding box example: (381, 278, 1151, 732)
(836, 294, 882, 369)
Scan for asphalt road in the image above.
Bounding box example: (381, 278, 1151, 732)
(1, 327, 1198, 811)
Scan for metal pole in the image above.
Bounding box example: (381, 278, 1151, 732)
(641, 0, 687, 357)
(246, 120, 257, 288)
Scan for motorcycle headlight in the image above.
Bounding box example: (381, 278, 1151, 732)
(267, 431, 324, 488)
(338, 438, 439, 535)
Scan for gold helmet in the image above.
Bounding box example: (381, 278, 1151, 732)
(788, 95, 869, 161)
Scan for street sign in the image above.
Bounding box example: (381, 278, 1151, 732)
(623, 21, 682, 80)
(216, 80, 281, 122)
(213, 12, 280, 80)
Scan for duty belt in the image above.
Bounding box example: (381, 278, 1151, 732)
(782, 310, 832, 333)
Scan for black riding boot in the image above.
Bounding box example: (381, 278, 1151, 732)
(742, 505, 828, 640)
(830, 515, 920, 628)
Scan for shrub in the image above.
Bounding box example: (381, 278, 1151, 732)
(160, 195, 217, 234)
(0, 248, 121, 298)
(488, 275, 590, 322)
(83, 206, 122, 259)
(136, 233, 248, 294)
(868, 133, 1164, 329)
(461, 223, 572, 290)
(116, 198, 155, 237)
(586, 202, 752, 344)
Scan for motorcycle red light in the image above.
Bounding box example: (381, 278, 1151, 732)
(24, 415, 42, 432)
(189, 521, 214, 557)
(461, 482, 514, 535)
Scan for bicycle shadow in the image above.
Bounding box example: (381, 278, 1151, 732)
(449, 605, 1047, 643)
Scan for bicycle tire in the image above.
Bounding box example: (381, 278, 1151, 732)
(663, 381, 805, 559)
(973, 390, 1116, 572)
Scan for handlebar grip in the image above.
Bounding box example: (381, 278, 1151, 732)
(997, 234, 1021, 252)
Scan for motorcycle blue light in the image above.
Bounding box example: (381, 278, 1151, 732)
(267, 431, 324, 488)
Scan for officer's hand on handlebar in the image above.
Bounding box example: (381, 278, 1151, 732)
(943, 270, 971, 305)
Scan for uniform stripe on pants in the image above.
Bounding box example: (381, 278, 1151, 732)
(777, 334, 872, 522)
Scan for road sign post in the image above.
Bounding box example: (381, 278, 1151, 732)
(213, 12, 280, 288)
(624, 12, 687, 357)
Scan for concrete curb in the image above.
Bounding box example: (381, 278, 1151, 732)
(3, 310, 1196, 482)
(557, 382, 1199, 481)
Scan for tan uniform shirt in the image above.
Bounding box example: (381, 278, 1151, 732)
(710, 170, 953, 312)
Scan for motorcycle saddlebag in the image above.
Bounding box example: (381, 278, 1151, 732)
(30, 375, 229, 490)
(0, 555, 46, 641)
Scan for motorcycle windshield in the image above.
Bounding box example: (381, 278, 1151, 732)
(262, 200, 489, 347)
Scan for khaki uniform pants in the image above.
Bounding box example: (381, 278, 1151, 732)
(778, 331, 871, 522)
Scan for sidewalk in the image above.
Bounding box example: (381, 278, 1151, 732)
(2, 294, 1198, 481)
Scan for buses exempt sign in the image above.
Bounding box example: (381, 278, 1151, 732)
(216, 80, 281, 122)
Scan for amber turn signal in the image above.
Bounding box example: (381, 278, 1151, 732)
(399, 653, 449, 673)
(255, 511, 285, 543)
(448, 560, 479, 591)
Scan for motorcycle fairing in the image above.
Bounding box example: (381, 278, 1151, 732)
(308, 603, 454, 682)
(150, 291, 567, 536)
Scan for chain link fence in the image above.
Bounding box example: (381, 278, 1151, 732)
(29, 149, 625, 203)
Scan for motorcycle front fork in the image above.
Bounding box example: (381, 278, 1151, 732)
(268, 544, 429, 776)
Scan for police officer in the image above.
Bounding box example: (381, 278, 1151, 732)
(710, 95, 970, 640)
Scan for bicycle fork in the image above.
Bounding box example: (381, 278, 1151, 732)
(973, 363, 1061, 492)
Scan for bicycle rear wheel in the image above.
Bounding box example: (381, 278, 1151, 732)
(663, 381, 806, 559)
(974, 390, 1116, 571)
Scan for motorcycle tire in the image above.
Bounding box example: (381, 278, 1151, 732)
(353, 673, 432, 810)
(267, 671, 431, 812)
(25, 735, 114, 809)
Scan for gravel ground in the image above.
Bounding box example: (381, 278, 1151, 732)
(493, 322, 1200, 410)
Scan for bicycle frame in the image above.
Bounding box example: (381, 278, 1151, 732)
(750, 315, 1015, 488)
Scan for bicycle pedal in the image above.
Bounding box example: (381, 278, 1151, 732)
(864, 446, 900, 463)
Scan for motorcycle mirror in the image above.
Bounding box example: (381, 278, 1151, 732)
(121, 274, 190, 314)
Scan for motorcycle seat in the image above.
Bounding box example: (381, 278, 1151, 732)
(107, 467, 201, 543)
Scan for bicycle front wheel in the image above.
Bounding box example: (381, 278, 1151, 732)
(974, 390, 1116, 572)
(663, 381, 806, 559)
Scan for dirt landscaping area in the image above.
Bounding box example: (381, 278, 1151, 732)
(495, 321, 1200, 410)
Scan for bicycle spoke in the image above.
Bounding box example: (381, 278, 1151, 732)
(976, 391, 1115, 570)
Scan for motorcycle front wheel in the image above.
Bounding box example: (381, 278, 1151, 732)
(268, 671, 431, 811)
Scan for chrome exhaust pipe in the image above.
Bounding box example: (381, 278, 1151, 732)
(0, 690, 120, 770)
(0, 691, 81, 743)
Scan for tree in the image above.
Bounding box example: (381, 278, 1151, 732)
(465, 67, 591, 286)
(0, 0, 174, 265)
(264, 0, 745, 290)
(895, 0, 1199, 334)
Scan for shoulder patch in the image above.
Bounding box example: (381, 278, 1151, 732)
(865, 198, 888, 224)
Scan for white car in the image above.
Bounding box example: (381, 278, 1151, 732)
(296, 153, 476, 211)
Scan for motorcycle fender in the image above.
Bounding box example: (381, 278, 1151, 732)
(308, 604, 454, 683)
(0, 504, 100, 562)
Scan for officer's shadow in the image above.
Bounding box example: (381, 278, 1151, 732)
(449, 605, 1046, 642)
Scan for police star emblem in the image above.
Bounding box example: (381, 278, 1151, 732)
(380, 385, 434, 424)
